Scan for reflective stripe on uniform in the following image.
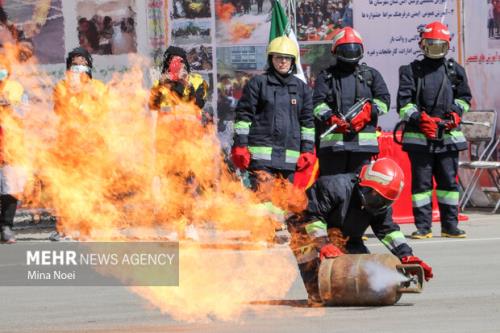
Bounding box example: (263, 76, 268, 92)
(286, 150, 300, 164)
(403, 131, 427, 145)
(248, 146, 272, 161)
(319, 133, 343, 148)
(358, 132, 378, 146)
(444, 130, 466, 145)
(373, 98, 388, 114)
(412, 190, 432, 207)
(301, 127, 315, 142)
(454, 98, 470, 113)
(304, 220, 328, 238)
(381, 231, 407, 252)
(235, 121, 251, 135)
(313, 102, 331, 119)
(399, 103, 418, 122)
(254, 201, 286, 222)
(436, 190, 459, 206)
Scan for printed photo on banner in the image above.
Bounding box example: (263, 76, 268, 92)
(171, 0, 211, 19)
(215, 0, 273, 45)
(488, 0, 500, 47)
(171, 19, 211, 45)
(299, 43, 333, 86)
(76, 0, 137, 55)
(186, 45, 213, 71)
(2, 0, 65, 64)
(296, 0, 352, 41)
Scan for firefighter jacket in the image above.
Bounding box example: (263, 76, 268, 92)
(149, 73, 208, 115)
(397, 57, 472, 153)
(290, 173, 413, 259)
(233, 70, 315, 171)
(313, 63, 390, 154)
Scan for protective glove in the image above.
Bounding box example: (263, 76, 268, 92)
(296, 152, 315, 171)
(444, 111, 461, 130)
(350, 101, 372, 133)
(231, 146, 251, 170)
(326, 115, 350, 133)
(418, 112, 440, 140)
(319, 244, 344, 261)
(401, 255, 433, 281)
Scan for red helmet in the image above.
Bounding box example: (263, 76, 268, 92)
(419, 21, 451, 59)
(331, 27, 364, 63)
(359, 158, 404, 201)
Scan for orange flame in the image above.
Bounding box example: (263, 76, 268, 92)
(230, 22, 256, 42)
(1, 44, 304, 320)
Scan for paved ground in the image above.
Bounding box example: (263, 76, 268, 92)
(1, 211, 499, 333)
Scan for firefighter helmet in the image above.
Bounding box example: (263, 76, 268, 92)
(419, 21, 451, 59)
(267, 36, 298, 60)
(331, 27, 364, 63)
(359, 158, 404, 201)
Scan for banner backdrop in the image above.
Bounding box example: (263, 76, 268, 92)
(353, 0, 460, 129)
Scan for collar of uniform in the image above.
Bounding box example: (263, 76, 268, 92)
(266, 71, 296, 86)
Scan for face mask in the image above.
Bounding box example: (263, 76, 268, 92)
(70, 65, 91, 75)
(0, 69, 8, 81)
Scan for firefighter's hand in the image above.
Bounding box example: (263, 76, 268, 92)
(350, 101, 372, 132)
(401, 255, 433, 281)
(231, 146, 251, 170)
(319, 244, 344, 261)
(418, 112, 440, 139)
(444, 111, 461, 130)
(326, 115, 350, 133)
(296, 152, 315, 171)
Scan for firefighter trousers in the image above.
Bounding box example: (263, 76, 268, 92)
(408, 151, 460, 232)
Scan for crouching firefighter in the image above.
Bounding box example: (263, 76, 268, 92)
(286, 158, 434, 305)
(396, 21, 472, 239)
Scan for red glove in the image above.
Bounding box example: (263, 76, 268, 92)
(418, 112, 440, 139)
(231, 146, 251, 170)
(319, 244, 344, 261)
(350, 101, 372, 132)
(444, 112, 461, 130)
(326, 115, 350, 133)
(296, 152, 315, 171)
(401, 255, 433, 281)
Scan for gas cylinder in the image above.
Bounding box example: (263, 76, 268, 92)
(318, 254, 423, 306)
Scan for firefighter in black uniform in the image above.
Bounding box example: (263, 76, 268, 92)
(397, 21, 472, 239)
(231, 36, 315, 191)
(286, 158, 433, 305)
(313, 27, 390, 176)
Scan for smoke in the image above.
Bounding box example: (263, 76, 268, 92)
(363, 260, 408, 293)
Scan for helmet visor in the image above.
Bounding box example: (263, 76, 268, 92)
(335, 43, 363, 63)
(359, 186, 393, 215)
(422, 39, 449, 59)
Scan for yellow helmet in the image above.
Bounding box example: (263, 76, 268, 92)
(267, 36, 298, 60)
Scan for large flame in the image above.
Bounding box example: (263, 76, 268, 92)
(1, 44, 304, 320)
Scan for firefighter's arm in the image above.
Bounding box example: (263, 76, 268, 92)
(370, 207, 413, 259)
(451, 64, 472, 116)
(312, 71, 335, 122)
(396, 65, 419, 123)
(299, 84, 315, 153)
(148, 82, 165, 112)
(370, 68, 390, 116)
(233, 78, 259, 147)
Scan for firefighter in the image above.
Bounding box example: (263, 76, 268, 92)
(313, 27, 390, 176)
(286, 158, 434, 305)
(149, 46, 209, 241)
(49, 47, 109, 241)
(397, 21, 472, 239)
(231, 36, 315, 193)
(0, 56, 27, 243)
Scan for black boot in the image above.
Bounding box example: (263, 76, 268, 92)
(1, 194, 18, 244)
